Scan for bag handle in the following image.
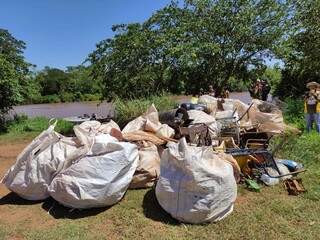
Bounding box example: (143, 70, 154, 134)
(48, 118, 58, 129)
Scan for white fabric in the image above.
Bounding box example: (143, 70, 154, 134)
(74, 120, 120, 148)
(199, 96, 286, 134)
(122, 104, 174, 138)
(187, 110, 219, 138)
(156, 138, 237, 224)
(198, 95, 218, 115)
(1, 122, 79, 200)
(129, 142, 160, 189)
(48, 134, 139, 209)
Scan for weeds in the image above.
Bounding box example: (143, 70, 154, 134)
(114, 94, 177, 128)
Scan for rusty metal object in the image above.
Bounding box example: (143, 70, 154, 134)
(284, 178, 306, 195)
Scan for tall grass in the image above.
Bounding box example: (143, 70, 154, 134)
(283, 98, 305, 130)
(114, 94, 177, 128)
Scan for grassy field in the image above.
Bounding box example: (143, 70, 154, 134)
(0, 100, 319, 240)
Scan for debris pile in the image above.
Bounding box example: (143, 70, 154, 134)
(1, 96, 305, 224)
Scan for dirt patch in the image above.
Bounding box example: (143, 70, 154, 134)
(235, 195, 250, 205)
(0, 141, 29, 196)
(0, 138, 57, 232)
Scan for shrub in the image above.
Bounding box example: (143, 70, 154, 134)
(41, 94, 61, 103)
(60, 92, 75, 102)
(82, 94, 102, 102)
(114, 94, 177, 128)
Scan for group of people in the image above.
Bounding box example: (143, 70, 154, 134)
(304, 82, 320, 133)
(249, 79, 271, 101)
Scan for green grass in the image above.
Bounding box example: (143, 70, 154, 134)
(114, 94, 177, 128)
(283, 98, 305, 130)
(0, 115, 74, 142)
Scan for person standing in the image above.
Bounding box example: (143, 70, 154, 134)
(304, 82, 320, 133)
(261, 79, 271, 101)
(249, 79, 261, 99)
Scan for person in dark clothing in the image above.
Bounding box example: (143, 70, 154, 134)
(304, 88, 320, 133)
(261, 79, 271, 101)
(249, 80, 261, 99)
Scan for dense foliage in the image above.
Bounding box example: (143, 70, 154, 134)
(1, 0, 319, 106)
(89, 0, 291, 100)
(0, 29, 31, 115)
(275, 0, 320, 98)
(31, 66, 101, 103)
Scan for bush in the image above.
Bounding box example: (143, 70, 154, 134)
(114, 94, 177, 128)
(60, 92, 75, 102)
(82, 94, 102, 102)
(40, 94, 61, 103)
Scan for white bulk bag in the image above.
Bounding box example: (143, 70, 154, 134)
(129, 141, 160, 189)
(198, 95, 218, 114)
(122, 104, 174, 138)
(74, 120, 120, 147)
(1, 121, 79, 200)
(48, 134, 139, 209)
(187, 110, 219, 139)
(156, 138, 237, 224)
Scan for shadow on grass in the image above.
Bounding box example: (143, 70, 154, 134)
(0, 192, 43, 205)
(41, 197, 111, 219)
(142, 188, 180, 225)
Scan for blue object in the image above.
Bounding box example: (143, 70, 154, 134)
(277, 160, 303, 172)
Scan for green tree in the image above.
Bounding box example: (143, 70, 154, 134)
(36, 67, 69, 96)
(0, 29, 32, 114)
(89, 0, 291, 99)
(0, 57, 22, 114)
(262, 66, 282, 94)
(275, 0, 320, 98)
(66, 65, 101, 95)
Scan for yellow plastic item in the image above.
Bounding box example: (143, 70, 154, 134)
(191, 97, 198, 104)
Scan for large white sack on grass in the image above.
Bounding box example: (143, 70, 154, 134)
(48, 134, 139, 209)
(156, 138, 237, 224)
(122, 104, 174, 138)
(129, 141, 160, 189)
(1, 121, 80, 201)
(74, 120, 120, 147)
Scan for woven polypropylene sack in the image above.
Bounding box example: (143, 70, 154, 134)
(48, 134, 139, 209)
(156, 138, 237, 224)
(1, 121, 79, 200)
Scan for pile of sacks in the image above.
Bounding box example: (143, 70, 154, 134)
(198, 95, 287, 134)
(1, 105, 239, 224)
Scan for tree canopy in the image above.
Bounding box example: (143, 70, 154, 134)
(89, 0, 291, 100)
(0, 29, 31, 115)
(275, 0, 320, 98)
